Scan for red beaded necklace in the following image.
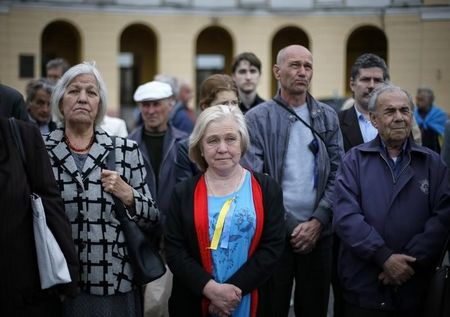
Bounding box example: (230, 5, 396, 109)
(65, 133, 95, 152)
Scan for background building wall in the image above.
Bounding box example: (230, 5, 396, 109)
(1, 2, 449, 114)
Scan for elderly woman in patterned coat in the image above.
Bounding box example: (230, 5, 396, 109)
(44, 62, 159, 317)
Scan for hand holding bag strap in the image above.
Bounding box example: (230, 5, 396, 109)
(106, 137, 166, 285)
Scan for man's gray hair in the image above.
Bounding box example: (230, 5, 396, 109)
(46, 58, 70, 73)
(416, 85, 435, 104)
(51, 61, 107, 125)
(25, 78, 54, 105)
(368, 84, 414, 112)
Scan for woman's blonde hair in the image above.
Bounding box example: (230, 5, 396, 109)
(188, 105, 249, 171)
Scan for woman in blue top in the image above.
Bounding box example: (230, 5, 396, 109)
(165, 105, 285, 316)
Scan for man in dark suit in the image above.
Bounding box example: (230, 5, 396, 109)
(0, 84, 29, 121)
(333, 53, 389, 317)
(338, 53, 388, 152)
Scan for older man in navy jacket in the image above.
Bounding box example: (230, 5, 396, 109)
(333, 84, 450, 317)
(129, 81, 188, 229)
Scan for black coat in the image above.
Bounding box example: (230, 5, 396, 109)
(0, 118, 78, 316)
(0, 84, 29, 121)
(338, 106, 364, 152)
(165, 172, 286, 316)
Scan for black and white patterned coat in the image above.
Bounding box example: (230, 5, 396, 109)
(45, 126, 159, 295)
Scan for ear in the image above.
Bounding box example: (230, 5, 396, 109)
(273, 64, 280, 81)
(349, 78, 356, 93)
(369, 112, 378, 128)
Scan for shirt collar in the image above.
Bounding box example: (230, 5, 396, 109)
(354, 106, 370, 122)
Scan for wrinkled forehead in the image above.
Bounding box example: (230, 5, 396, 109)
(284, 46, 313, 63)
(377, 90, 412, 109)
(68, 74, 98, 88)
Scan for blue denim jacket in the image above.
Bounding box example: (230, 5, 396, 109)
(242, 92, 344, 237)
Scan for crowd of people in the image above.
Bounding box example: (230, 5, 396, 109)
(0, 46, 449, 317)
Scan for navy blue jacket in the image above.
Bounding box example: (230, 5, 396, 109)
(333, 136, 450, 311)
(129, 124, 188, 220)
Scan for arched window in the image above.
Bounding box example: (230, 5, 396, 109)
(271, 26, 310, 96)
(345, 26, 388, 94)
(41, 20, 81, 76)
(119, 23, 157, 125)
(195, 26, 233, 107)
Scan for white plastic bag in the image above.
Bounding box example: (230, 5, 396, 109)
(31, 193, 71, 289)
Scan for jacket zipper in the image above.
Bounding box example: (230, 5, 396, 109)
(379, 152, 411, 184)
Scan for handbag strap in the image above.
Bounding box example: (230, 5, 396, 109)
(271, 97, 325, 145)
(437, 234, 450, 266)
(8, 118, 33, 189)
(8, 117, 26, 165)
(106, 137, 128, 221)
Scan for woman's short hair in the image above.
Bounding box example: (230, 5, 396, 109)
(51, 61, 107, 125)
(189, 105, 249, 172)
(198, 74, 238, 110)
(25, 78, 54, 104)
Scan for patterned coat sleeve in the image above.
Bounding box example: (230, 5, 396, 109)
(116, 137, 159, 222)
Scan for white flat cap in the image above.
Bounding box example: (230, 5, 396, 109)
(133, 81, 173, 102)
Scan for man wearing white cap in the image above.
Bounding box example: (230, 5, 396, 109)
(129, 81, 188, 231)
(129, 81, 189, 316)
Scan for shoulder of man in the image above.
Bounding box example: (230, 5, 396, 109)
(245, 98, 279, 118)
(309, 95, 339, 117)
(128, 125, 143, 141)
(169, 124, 189, 141)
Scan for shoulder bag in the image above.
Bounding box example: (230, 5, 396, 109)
(9, 117, 71, 289)
(107, 137, 166, 285)
(423, 235, 450, 317)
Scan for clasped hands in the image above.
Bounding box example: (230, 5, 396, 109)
(290, 219, 322, 254)
(203, 280, 242, 317)
(378, 253, 416, 286)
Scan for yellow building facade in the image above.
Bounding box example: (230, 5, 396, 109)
(1, 1, 449, 116)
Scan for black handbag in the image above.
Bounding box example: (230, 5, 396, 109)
(107, 137, 166, 285)
(423, 236, 450, 317)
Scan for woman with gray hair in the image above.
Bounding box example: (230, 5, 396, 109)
(44, 62, 159, 316)
(165, 105, 285, 317)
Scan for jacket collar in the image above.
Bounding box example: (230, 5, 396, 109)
(131, 123, 187, 164)
(46, 125, 113, 185)
(358, 135, 429, 156)
(274, 90, 323, 119)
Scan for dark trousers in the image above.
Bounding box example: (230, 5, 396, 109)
(344, 301, 423, 317)
(258, 234, 332, 317)
(331, 233, 345, 317)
